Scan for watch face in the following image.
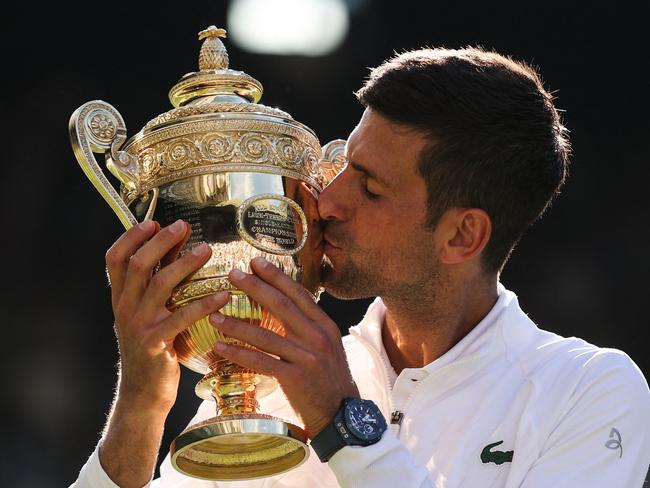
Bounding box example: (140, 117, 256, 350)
(344, 399, 386, 442)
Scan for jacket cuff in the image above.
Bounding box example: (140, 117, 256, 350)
(327, 431, 430, 487)
(71, 444, 152, 488)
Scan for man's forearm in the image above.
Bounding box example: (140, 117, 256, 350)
(70, 221, 221, 488)
(99, 396, 170, 488)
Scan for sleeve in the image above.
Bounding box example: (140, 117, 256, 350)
(68, 444, 152, 488)
(520, 350, 650, 487)
(327, 431, 434, 488)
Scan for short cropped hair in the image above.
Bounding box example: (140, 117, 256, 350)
(356, 47, 571, 274)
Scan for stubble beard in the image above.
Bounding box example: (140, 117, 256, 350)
(320, 241, 443, 314)
(320, 253, 381, 300)
(320, 224, 381, 300)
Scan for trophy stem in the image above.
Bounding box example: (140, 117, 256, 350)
(211, 372, 260, 416)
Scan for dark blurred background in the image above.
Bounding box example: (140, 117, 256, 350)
(2, 1, 649, 486)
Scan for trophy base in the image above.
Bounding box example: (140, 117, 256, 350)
(170, 413, 309, 480)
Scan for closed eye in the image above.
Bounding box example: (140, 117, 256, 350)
(364, 185, 380, 199)
(361, 175, 380, 200)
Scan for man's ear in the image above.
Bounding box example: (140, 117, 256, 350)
(438, 208, 492, 265)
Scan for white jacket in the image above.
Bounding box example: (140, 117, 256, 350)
(72, 285, 650, 487)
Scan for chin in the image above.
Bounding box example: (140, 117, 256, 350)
(323, 284, 373, 301)
(321, 284, 353, 300)
(321, 262, 376, 301)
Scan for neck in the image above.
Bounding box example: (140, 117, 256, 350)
(381, 276, 498, 374)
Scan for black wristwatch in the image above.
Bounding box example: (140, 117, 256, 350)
(310, 397, 387, 462)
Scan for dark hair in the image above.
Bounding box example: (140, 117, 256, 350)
(355, 47, 571, 274)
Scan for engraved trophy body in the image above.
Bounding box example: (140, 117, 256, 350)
(69, 26, 346, 481)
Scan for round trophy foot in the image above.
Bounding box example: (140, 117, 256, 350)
(170, 414, 309, 480)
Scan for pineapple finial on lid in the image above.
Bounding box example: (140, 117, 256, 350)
(198, 26, 229, 71)
(168, 25, 263, 107)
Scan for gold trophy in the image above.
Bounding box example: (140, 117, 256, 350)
(69, 26, 346, 481)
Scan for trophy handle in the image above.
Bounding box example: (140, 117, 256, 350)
(69, 100, 140, 230)
(319, 139, 347, 188)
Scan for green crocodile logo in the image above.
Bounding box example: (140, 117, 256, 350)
(480, 441, 514, 465)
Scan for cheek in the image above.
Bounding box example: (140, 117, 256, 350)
(350, 207, 391, 244)
(363, 202, 422, 235)
(364, 213, 433, 256)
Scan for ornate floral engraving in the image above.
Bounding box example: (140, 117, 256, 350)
(170, 277, 235, 305)
(123, 123, 322, 196)
(140, 148, 160, 176)
(240, 133, 271, 163)
(276, 137, 302, 165)
(318, 139, 348, 188)
(163, 138, 201, 170)
(87, 110, 117, 142)
(202, 133, 235, 160)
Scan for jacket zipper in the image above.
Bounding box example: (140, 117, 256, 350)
(349, 330, 404, 430)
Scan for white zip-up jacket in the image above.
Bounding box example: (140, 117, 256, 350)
(73, 285, 650, 487)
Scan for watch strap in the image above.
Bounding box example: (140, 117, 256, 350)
(310, 420, 346, 462)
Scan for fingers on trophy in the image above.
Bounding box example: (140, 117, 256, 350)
(69, 26, 347, 481)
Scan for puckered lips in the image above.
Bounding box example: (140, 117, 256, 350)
(323, 233, 341, 254)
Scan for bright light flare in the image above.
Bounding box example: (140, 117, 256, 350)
(227, 0, 349, 56)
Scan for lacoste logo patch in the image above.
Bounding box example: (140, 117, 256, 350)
(480, 440, 514, 465)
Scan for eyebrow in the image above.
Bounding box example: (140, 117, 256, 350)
(349, 161, 390, 188)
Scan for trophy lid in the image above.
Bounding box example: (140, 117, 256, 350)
(168, 26, 263, 107)
(112, 27, 323, 200)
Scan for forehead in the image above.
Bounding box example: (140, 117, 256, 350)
(346, 109, 429, 187)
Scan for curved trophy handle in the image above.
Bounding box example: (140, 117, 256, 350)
(69, 100, 139, 230)
(319, 139, 347, 189)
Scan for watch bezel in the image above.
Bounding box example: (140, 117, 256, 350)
(343, 398, 387, 442)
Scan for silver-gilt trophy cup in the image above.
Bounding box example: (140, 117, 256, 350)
(69, 26, 346, 481)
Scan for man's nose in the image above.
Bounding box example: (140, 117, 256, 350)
(318, 171, 348, 222)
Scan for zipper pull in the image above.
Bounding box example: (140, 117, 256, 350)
(390, 411, 404, 425)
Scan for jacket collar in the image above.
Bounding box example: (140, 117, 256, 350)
(348, 283, 531, 376)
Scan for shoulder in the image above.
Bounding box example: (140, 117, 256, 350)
(494, 295, 650, 421)
(503, 317, 650, 438)
(518, 328, 648, 400)
(496, 298, 647, 396)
